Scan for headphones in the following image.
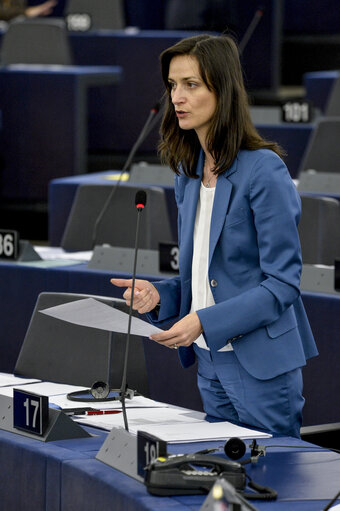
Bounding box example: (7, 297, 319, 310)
(67, 380, 137, 402)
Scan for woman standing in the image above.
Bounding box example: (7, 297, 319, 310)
(111, 34, 318, 438)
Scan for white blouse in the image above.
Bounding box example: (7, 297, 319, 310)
(190, 182, 233, 352)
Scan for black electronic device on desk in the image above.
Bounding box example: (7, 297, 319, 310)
(144, 453, 246, 496)
(144, 439, 277, 502)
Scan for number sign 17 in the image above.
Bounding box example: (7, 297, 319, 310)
(13, 389, 49, 436)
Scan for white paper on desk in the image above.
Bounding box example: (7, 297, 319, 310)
(34, 246, 93, 262)
(74, 406, 271, 443)
(0, 381, 88, 398)
(40, 297, 163, 337)
(75, 406, 206, 432)
(50, 394, 169, 410)
(136, 421, 272, 443)
(0, 373, 41, 387)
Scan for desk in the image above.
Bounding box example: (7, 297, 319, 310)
(304, 70, 340, 114)
(0, 65, 122, 200)
(0, 424, 339, 510)
(0, 260, 339, 426)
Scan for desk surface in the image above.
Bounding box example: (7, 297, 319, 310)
(0, 259, 339, 426)
(0, 421, 339, 510)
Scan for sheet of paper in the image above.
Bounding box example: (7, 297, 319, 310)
(0, 381, 88, 397)
(133, 421, 272, 443)
(0, 373, 41, 387)
(74, 406, 271, 443)
(75, 406, 206, 431)
(50, 394, 169, 410)
(34, 246, 93, 261)
(40, 297, 163, 337)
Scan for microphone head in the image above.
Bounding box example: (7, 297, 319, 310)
(135, 190, 147, 210)
(151, 101, 160, 114)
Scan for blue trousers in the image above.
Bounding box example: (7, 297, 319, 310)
(193, 345, 304, 438)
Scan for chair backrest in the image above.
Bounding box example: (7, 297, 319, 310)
(14, 292, 150, 396)
(61, 183, 176, 251)
(326, 78, 340, 117)
(0, 18, 73, 65)
(298, 194, 340, 265)
(64, 0, 125, 31)
(299, 117, 340, 174)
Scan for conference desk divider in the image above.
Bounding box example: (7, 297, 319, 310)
(88, 245, 176, 276)
(298, 170, 340, 195)
(96, 427, 144, 483)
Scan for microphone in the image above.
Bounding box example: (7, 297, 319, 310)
(122, 103, 160, 173)
(119, 190, 147, 431)
(238, 6, 264, 55)
(66, 191, 148, 406)
(91, 102, 161, 248)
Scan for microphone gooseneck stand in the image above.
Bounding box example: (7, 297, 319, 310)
(238, 6, 264, 56)
(67, 191, 147, 406)
(91, 103, 161, 249)
(120, 190, 147, 431)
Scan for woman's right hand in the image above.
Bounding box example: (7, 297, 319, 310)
(110, 278, 160, 314)
(25, 0, 56, 17)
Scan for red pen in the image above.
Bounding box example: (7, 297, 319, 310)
(85, 410, 122, 416)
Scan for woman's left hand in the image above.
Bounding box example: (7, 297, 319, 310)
(150, 313, 203, 349)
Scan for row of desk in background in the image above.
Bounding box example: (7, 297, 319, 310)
(1, 29, 338, 202)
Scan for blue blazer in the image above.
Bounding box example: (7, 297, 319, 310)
(150, 149, 318, 380)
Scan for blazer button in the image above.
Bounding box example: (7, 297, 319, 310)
(210, 279, 218, 288)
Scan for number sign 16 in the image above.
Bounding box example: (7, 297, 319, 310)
(0, 230, 19, 259)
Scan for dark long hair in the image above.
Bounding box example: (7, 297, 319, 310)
(158, 34, 284, 177)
